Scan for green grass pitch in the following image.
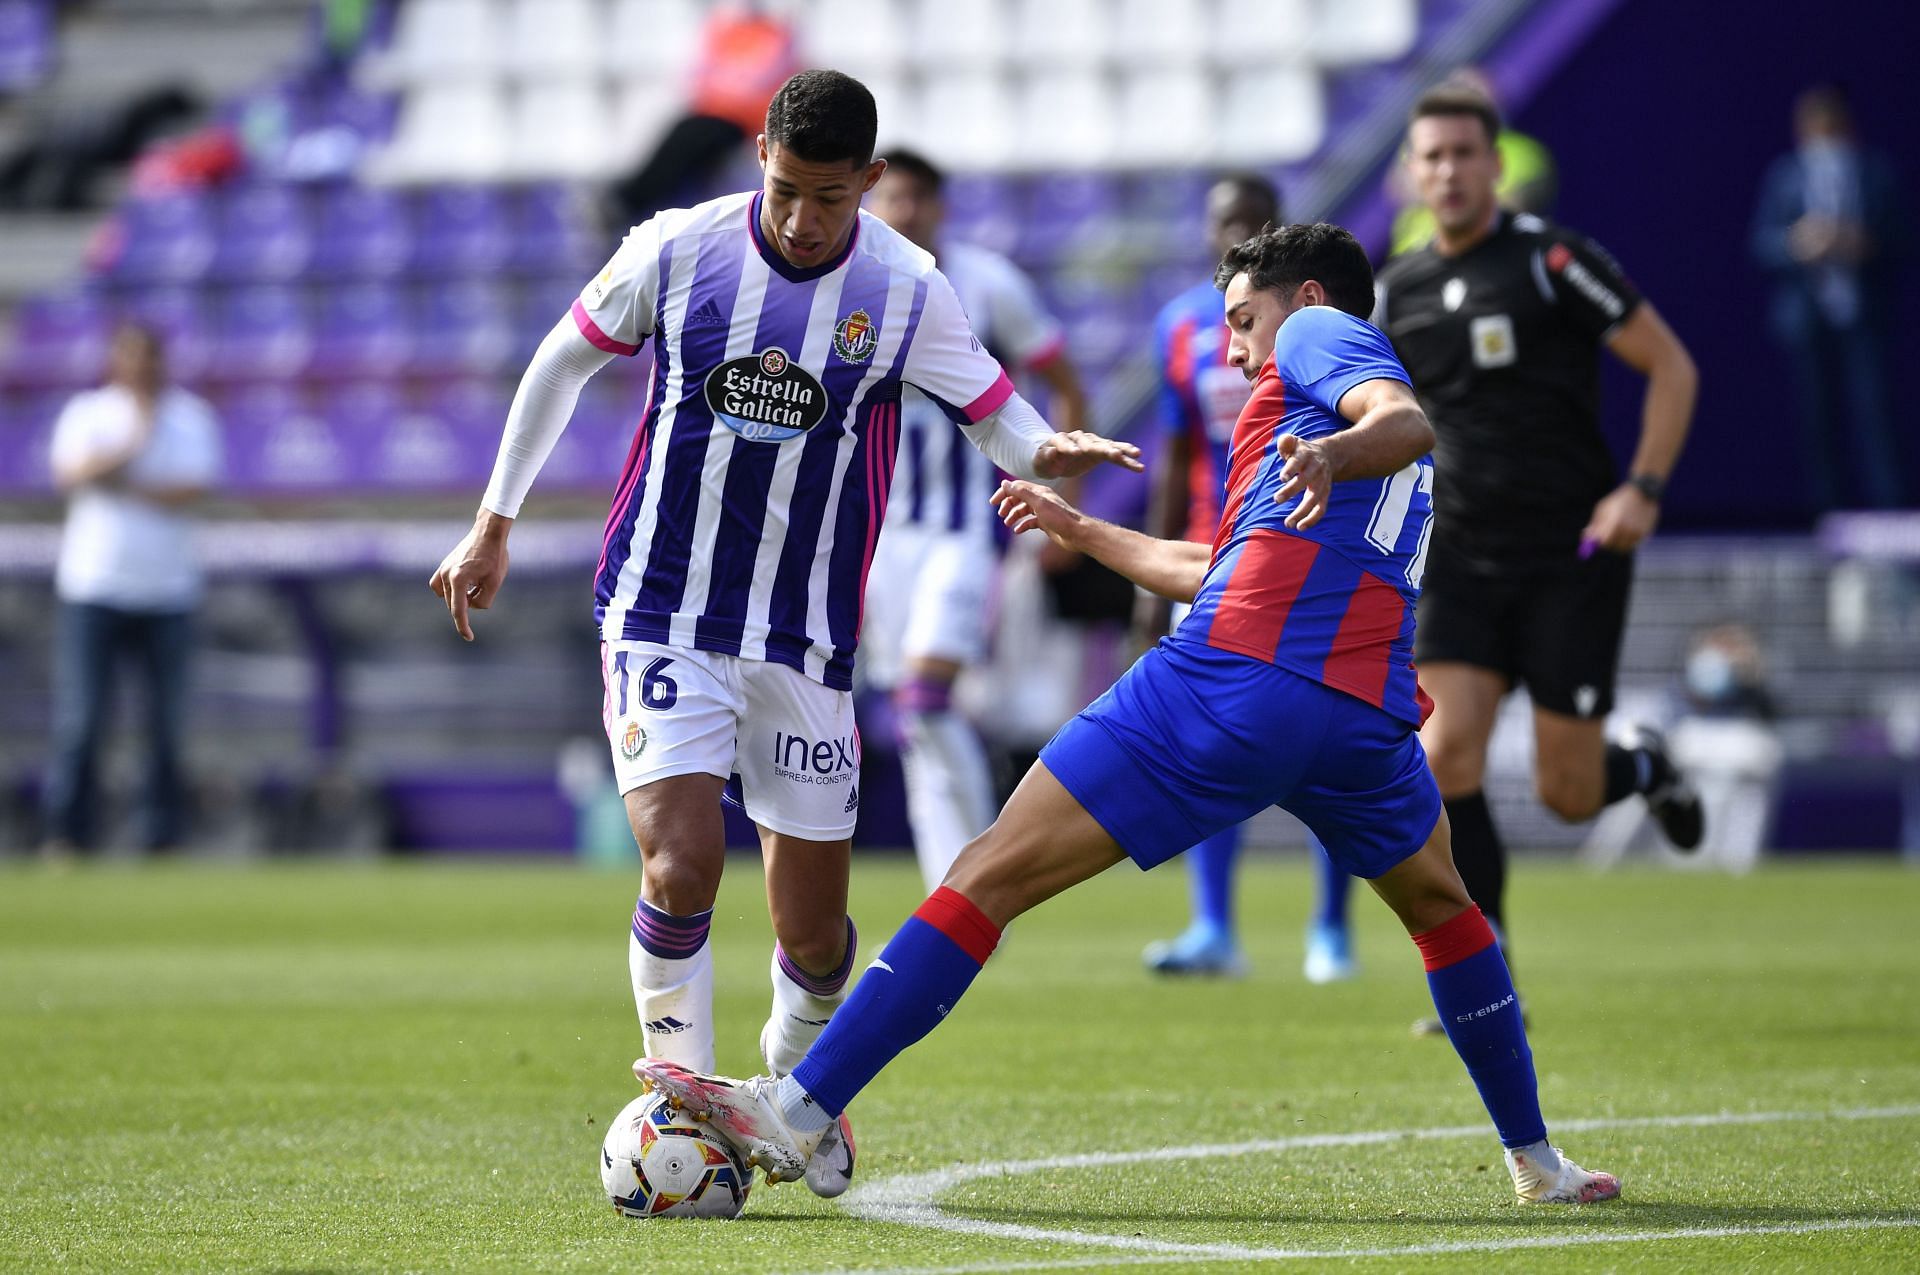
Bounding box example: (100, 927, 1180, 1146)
(3, 856, 1917, 1272)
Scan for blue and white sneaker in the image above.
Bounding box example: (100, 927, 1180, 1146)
(1302, 922, 1357, 984)
(1142, 924, 1247, 978)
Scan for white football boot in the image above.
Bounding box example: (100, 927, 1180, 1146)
(1504, 1145, 1622, 1203)
(633, 1058, 824, 1187)
(804, 1113, 857, 1198)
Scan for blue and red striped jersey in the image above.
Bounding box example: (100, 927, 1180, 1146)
(1153, 281, 1250, 543)
(1178, 305, 1435, 726)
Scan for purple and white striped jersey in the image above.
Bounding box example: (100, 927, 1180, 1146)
(891, 241, 1064, 542)
(577, 191, 1016, 691)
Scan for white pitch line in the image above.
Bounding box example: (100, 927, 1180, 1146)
(799, 1103, 1920, 1274)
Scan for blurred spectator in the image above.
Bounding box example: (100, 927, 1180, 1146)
(600, 3, 798, 232)
(1679, 623, 1777, 721)
(41, 325, 223, 858)
(1389, 69, 1556, 257)
(0, 84, 201, 211)
(1751, 83, 1907, 511)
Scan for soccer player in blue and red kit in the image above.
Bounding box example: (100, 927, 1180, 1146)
(636, 223, 1622, 1206)
(1138, 173, 1360, 985)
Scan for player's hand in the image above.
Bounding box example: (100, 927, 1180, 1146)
(1033, 431, 1144, 481)
(992, 479, 1086, 551)
(1274, 434, 1333, 530)
(1579, 482, 1660, 556)
(430, 510, 513, 641)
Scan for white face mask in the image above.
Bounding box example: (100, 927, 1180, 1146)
(1686, 647, 1738, 703)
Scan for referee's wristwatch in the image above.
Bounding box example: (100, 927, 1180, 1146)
(1628, 472, 1666, 503)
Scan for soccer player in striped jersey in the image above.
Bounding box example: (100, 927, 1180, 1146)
(429, 70, 1140, 1194)
(635, 223, 1621, 1208)
(863, 147, 1089, 889)
(1138, 174, 1361, 986)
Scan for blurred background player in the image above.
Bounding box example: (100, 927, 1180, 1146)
(1376, 85, 1703, 1031)
(862, 147, 1089, 889)
(1134, 173, 1358, 983)
(1749, 82, 1907, 511)
(429, 70, 1139, 1189)
(42, 323, 223, 859)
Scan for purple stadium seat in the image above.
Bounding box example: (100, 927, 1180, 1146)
(513, 278, 581, 353)
(414, 278, 515, 375)
(212, 184, 315, 283)
(214, 381, 312, 493)
(311, 281, 414, 377)
(411, 186, 513, 278)
(941, 172, 1023, 258)
(0, 0, 54, 92)
(120, 286, 216, 381)
(309, 185, 413, 280)
(1019, 173, 1123, 265)
(211, 284, 314, 382)
(0, 288, 112, 390)
(104, 192, 218, 285)
(0, 386, 68, 494)
(316, 379, 405, 488)
(512, 183, 600, 277)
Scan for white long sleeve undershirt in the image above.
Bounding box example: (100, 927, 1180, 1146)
(480, 318, 615, 518)
(958, 391, 1056, 483)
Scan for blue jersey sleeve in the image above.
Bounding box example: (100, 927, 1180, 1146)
(1152, 302, 1199, 439)
(1271, 306, 1410, 422)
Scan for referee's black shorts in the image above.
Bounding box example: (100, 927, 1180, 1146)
(1412, 547, 1634, 720)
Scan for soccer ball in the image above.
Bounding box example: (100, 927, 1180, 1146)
(600, 1091, 753, 1219)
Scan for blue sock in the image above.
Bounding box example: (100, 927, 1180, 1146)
(791, 886, 1000, 1118)
(1186, 825, 1241, 937)
(1310, 836, 1351, 931)
(1414, 906, 1546, 1148)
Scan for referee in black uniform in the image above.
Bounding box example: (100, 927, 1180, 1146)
(1377, 85, 1704, 987)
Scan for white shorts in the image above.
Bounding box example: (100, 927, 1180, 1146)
(600, 640, 861, 841)
(860, 525, 998, 690)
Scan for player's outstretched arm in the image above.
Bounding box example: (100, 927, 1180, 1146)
(427, 317, 614, 640)
(993, 479, 1209, 602)
(1279, 378, 1437, 530)
(960, 392, 1143, 482)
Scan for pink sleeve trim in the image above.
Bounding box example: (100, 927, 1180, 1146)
(1022, 331, 1068, 371)
(962, 370, 1016, 423)
(571, 298, 641, 357)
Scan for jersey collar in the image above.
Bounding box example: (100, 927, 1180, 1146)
(748, 192, 861, 283)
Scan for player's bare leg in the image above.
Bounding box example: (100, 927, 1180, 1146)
(635, 760, 1126, 1189)
(756, 825, 859, 1192)
(625, 773, 729, 1073)
(1366, 814, 1620, 1204)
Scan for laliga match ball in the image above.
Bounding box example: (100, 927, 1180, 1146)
(600, 1091, 752, 1219)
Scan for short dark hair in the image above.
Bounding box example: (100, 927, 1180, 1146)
(1410, 82, 1501, 146)
(1212, 222, 1376, 318)
(1212, 170, 1283, 224)
(764, 69, 878, 166)
(879, 147, 944, 194)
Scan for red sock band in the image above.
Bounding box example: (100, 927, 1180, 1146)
(912, 886, 1001, 966)
(1412, 905, 1498, 972)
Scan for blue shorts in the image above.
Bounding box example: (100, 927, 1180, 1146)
(1040, 639, 1441, 880)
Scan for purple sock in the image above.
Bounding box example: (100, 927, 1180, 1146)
(631, 894, 711, 958)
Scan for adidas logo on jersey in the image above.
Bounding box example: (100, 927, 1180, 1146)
(843, 784, 860, 814)
(644, 1016, 692, 1034)
(685, 299, 727, 329)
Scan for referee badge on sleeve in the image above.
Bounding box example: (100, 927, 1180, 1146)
(1470, 314, 1516, 369)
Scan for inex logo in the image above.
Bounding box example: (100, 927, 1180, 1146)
(704, 347, 828, 443)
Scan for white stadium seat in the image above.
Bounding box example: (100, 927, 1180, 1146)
(510, 80, 615, 180)
(365, 0, 507, 86)
(504, 0, 605, 79)
(1312, 0, 1418, 65)
(908, 0, 1008, 71)
(368, 80, 512, 183)
(1116, 67, 1216, 168)
(1010, 0, 1112, 71)
(1214, 65, 1324, 164)
(607, 0, 708, 78)
(1208, 0, 1313, 69)
(801, 0, 909, 76)
(914, 70, 1016, 169)
(1016, 70, 1117, 169)
(864, 73, 925, 157)
(1113, 0, 1212, 68)
(610, 75, 685, 168)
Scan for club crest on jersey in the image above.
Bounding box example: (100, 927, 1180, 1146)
(704, 347, 830, 443)
(832, 308, 878, 365)
(619, 720, 647, 760)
